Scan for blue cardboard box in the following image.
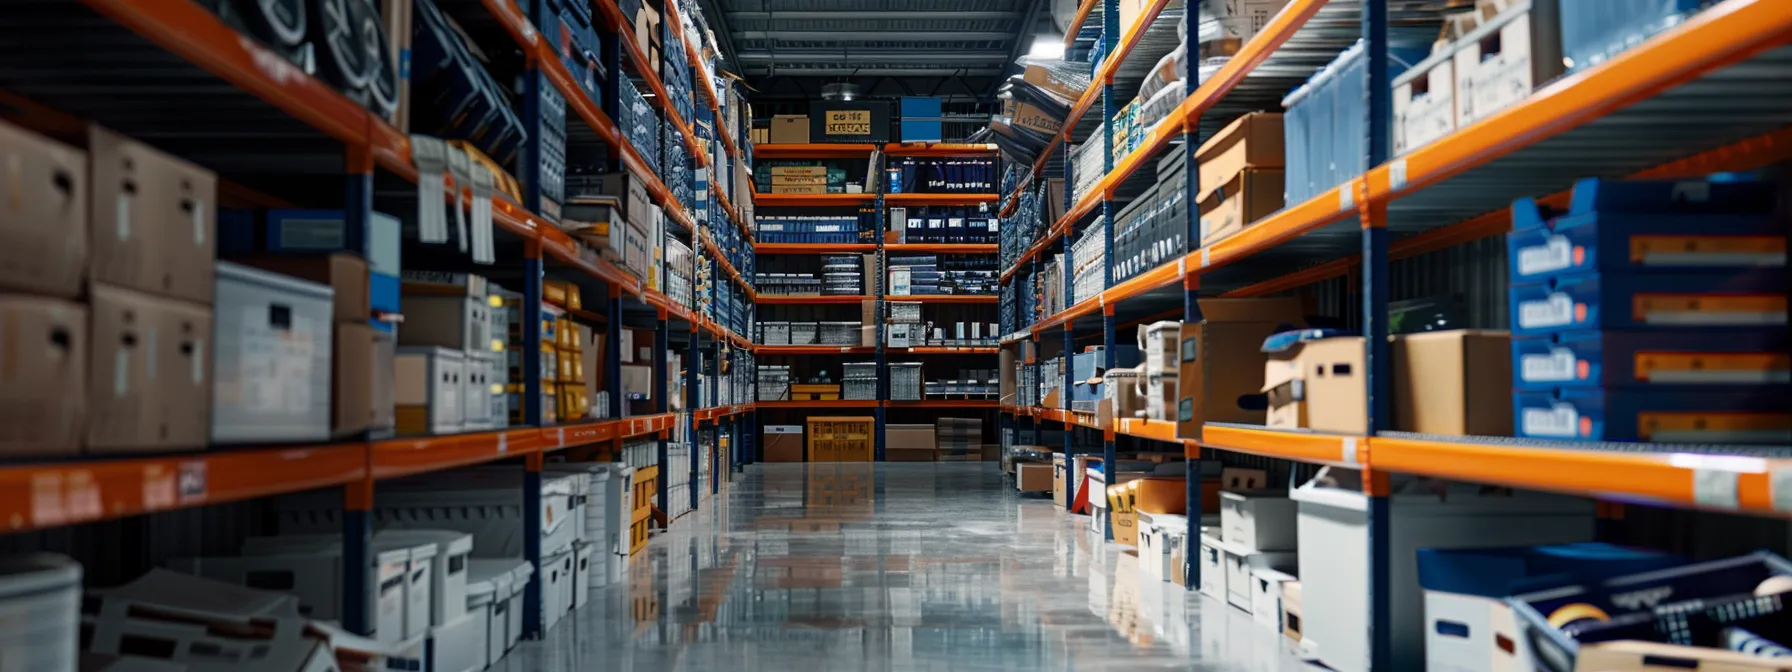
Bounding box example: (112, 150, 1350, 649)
(1508, 269, 1786, 336)
(1511, 329, 1790, 390)
(1513, 386, 1791, 442)
(1507, 211, 1783, 284)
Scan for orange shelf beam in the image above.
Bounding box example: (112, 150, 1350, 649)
(757, 346, 878, 355)
(755, 243, 879, 254)
(884, 194, 1000, 206)
(701, 232, 753, 297)
(757, 295, 873, 305)
(1113, 417, 1187, 445)
(756, 400, 882, 409)
(889, 347, 999, 355)
(754, 193, 876, 207)
(754, 143, 879, 158)
(884, 243, 998, 254)
(1194, 425, 1364, 466)
(889, 294, 998, 304)
(695, 404, 755, 422)
(1062, 0, 1098, 48)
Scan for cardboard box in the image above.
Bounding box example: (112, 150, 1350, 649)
(887, 424, 935, 451)
(1017, 463, 1053, 492)
(1453, 0, 1563, 128)
(88, 284, 212, 453)
(0, 296, 86, 457)
(859, 326, 877, 347)
(1194, 112, 1284, 194)
(1175, 299, 1307, 441)
(1282, 580, 1303, 643)
(1134, 477, 1188, 515)
(810, 101, 892, 144)
(1263, 335, 1367, 434)
(230, 253, 371, 324)
(769, 184, 827, 195)
(770, 175, 829, 186)
(620, 364, 653, 400)
(1392, 330, 1513, 435)
(1198, 169, 1285, 246)
(0, 120, 87, 299)
(1112, 510, 1139, 546)
(1006, 100, 1064, 137)
(763, 425, 804, 462)
(769, 115, 810, 144)
(334, 321, 395, 437)
(88, 126, 218, 304)
(1023, 62, 1083, 103)
(769, 166, 828, 176)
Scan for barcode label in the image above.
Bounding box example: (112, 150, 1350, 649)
(1516, 236, 1574, 276)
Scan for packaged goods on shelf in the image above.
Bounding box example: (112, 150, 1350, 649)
(88, 285, 212, 454)
(994, 60, 1089, 163)
(221, 209, 404, 325)
(0, 120, 87, 299)
(1110, 98, 1145, 166)
(90, 125, 218, 304)
(1454, 0, 1566, 129)
(1113, 146, 1189, 283)
(885, 157, 998, 194)
(412, 0, 525, 165)
(666, 237, 694, 306)
(1292, 467, 1595, 672)
(1196, 114, 1285, 246)
(1071, 223, 1106, 304)
(1559, 0, 1708, 72)
(399, 279, 495, 354)
(757, 365, 792, 401)
(1262, 330, 1368, 435)
(1282, 41, 1426, 206)
(1392, 12, 1477, 156)
(1415, 543, 1684, 672)
(1174, 299, 1306, 438)
(818, 321, 863, 345)
(395, 346, 465, 434)
(888, 206, 1000, 245)
(0, 297, 84, 457)
(1070, 134, 1106, 205)
(842, 362, 878, 400)
(755, 215, 867, 244)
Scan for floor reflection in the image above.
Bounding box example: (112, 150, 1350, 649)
(499, 463, 1317, 671)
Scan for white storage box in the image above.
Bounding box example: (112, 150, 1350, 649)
(1140, 321, 1181, 377)
(1291, 468, 1593, 672)
(464, 575, 502, 669)
(1219, 489, 1297, 552)
(1225, 546, 1295, 613)
(1198, 534, 1228, 601)
(1452, 0, 1563, 128)
(544, 462, 631, 576)
(292, 468, 586, 559)
(430, 609, 486, 672)
(211, 261, 334, 443)
(1251, 566, 1297, 631)
(462, 351, 497, 429)
(168, 547, 410, 644)
(571, 542, 596, 610)
(395, 346, 465, 434)
(1137, 513, 1183, 582)
(238, 534, 436, 640)
(542, 548, 576, 633)
(504, 561, 532, 650)
(0, 554, 81, 672)
(1393, 44, 1457, 155)
(374, 530, 473, 629)
(468, 558, 531, 659)
(398, 293, 493, 354)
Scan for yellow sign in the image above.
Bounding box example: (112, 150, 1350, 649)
(825, 110, 871, 136)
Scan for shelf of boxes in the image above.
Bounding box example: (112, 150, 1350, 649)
(996, 1, 1792, 670)
(0, 0, 762, 660)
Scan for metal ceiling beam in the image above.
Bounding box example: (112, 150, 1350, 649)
(735, 31, 1015, 40)
(990, 0, 1048, 99)
(726, 11, 1021, 20)
(736, 52, 1011, 63)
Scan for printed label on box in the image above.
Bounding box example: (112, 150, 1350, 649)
(826, 110, 871, 136)
(1520, 347, 1580, 384)
(1517, 292, 1577, 330)
(1521, 402, 1582, 438)
(241, 312, 317, 414)
(1516, 235, 1574, 277)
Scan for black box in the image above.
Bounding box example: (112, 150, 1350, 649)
(809, 101, 893, 144)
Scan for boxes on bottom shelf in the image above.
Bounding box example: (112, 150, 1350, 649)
(1292, 467, 1595, 672)
(1251, 566, 1297, 632)
(167, 546, 412, 644)
(1226, 546, 1296, 615)
(396, 346, 465, 434)
(1017, 463, 1053, 493)
(1219, 490, 1297, 552)
(1137, 512, 1186, 583)
(88, 284, 211, 453)
(1263, 333, 1367, 435)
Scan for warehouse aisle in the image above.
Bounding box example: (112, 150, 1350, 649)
(497, 463, 1311, 671)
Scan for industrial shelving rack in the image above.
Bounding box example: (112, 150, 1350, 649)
(0, 0, 763, 644)
(997, 1, 1792, 669)
(748, 142, 1003, 459)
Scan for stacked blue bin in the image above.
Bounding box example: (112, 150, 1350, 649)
(1281, 40, 1425, 206)
(1506, 178, 1788, 443)
(412, 0, 527, 165)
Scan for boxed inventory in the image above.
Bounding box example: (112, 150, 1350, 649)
(88, 284, 212, 453)
(1175, 299, 1306, 441)
(0, 120, 87, 299)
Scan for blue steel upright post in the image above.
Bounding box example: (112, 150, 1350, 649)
(874, 160, 888, 461)
(1179, 0, 1205, 590)
(1362, 0, 1394, 668)
(518, 34, 548, 637)
(1098, 0, 1120, 538)
(341, 144, 374, 636)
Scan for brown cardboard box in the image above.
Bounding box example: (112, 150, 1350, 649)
(88, 284, 211, 452)
(860, 300, 879, 325)
(999, 348, 1018, 406)
(1134, 477, 1188, 514)
(0, 296, 86, 457)
(1282, 581, 1304, 642)
(859, 326, 877, 347)
(1023, 62, 1084, 103)
(1392, 330, 1513, 435)
(1053, 454, 1067, 505)
(1112, 510, 1139, 546)
(1175, 298, 1306, 440)
(88, 126, 218, 304)
(863, 254, 881, 295)
(763, 425, 804, 462)
(1017, 463, 1053, 492)
(1006, 100, 1064, 137)
(0, 120, 87, 299)
(1199, 169, 1285, 246)
(231, 254, 371, 324)
(769, 115, 810, 144)
(770, 184, 827, 195)
(601, 173, 653, 226)
(770, 175, 828, 186)
(1263, 335, 1367, 434)
(1098, 367, 1145, 429)
(1195, 112, 1285, 193)
(333, 322, 395, 437)
(769, 166, 828, 176)
(887, 424, 936, 451)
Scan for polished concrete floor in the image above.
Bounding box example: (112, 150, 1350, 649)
(501, 463, 1314, 671)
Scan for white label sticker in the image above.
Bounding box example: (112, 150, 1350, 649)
(1341, 437, 1358, 465)
(1518, 293, 1577, 329)
(1390, 159, 1408, 191)
(116, 193, 131, 240)
(498, 433, 508, 454)
(1672, 181, 1711, 203)
(1340, 185, 1355, 212)
(1200, 248, 1210, 268)
(1770, 469, 1792, 512)
(1692, 468, 1741, 509)
(113, 346, 130, 397)
(1516, 236, 1574, 276)
(191, 338, 205, 385)
(1520, 348, 1579, 384)
(193, 199, 206, 245)
(558, 427, 567, 445)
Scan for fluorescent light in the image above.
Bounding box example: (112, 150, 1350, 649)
(1028, 35, 1065, 60)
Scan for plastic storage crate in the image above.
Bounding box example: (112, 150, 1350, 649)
(842, 362, 878, 400)
(759, 321, 790, 346)
(819, 321, 861, 346)
(1559, 0, 1705, 72)
(790, 322, 818, 345)
(757, 366, 791, 401)
(1282, 41, 1425, 206)
(212, 261, 334, 443)
(890, 363, 923, 401)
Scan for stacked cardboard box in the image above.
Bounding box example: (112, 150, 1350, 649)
(0, 122, 216, 458)
(934, 418, 982, 460)
(886, 424, 936, 462)
(398, 273, 503, 433)
(1196, 113, 1284, 247)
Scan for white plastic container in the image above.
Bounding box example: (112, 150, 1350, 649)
(0, 554, 81, 672)
(395, 346, 466, 434)
(211, 261, 334, 443)
(373, 530, 473, 629)
(1197, 534, 1229, 601)
(1139, 321, 1181, 377)
(1290, 469, 1593, 672)
(274, 469, 586, 559)
(1251, 566, 1297, 631)
(1225, 546, 1295, 614)
(1392, 44, 1457, 155)
(237, 531, 456, 638)
(504, 561, 533, 650)
(1219, 489, 1297, 552)
(571, 542, 596, 610)
(461, 351, 497, 429)
(541, 548, 576, 633)
(1136, 512, 1182, 582)
(463, 577, 500, 669)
